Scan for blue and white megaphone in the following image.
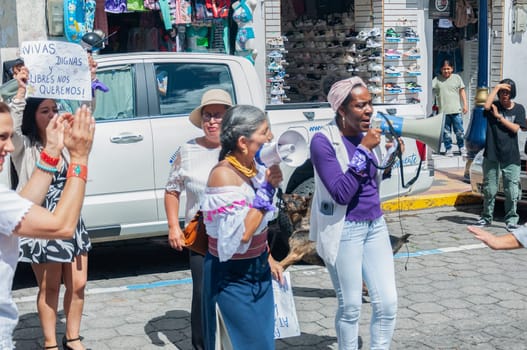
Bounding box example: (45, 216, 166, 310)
(371, 112, 445, 153)
(255, 129, 308, 167)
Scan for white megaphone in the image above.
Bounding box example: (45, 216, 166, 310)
(255, 129, 308, 167)
(371, 112, 445, 153)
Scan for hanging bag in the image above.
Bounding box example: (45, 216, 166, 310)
(183, 210, 208, 255)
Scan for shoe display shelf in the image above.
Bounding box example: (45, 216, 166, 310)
(381, 26, 422, 103)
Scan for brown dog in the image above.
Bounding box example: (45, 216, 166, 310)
(278, 193, 411, 270)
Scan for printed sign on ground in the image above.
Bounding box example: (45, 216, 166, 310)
(273, 271, 301, 339)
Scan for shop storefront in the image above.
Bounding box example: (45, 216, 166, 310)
(4, 0, 525, 112)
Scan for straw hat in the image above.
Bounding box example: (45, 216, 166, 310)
(189, 89, 233, 128)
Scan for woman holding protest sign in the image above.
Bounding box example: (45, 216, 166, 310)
(10, 62, 96, 350)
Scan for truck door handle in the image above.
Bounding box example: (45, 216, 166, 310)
(110, 133, 144, 144)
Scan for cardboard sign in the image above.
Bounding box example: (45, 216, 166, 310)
(20, 41, 91, 101)
(273, 271, 301, 339)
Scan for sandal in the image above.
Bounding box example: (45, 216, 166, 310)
(62, 335, 88, 350)
(44, 346, 58, 350)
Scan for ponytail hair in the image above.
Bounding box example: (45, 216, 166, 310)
(219, 105, 268, 161)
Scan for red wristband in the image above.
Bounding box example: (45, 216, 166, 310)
(67, 163, 88, 182)
(40, 150, 60, 166)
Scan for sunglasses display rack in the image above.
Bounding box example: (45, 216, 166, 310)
(266, 36, 290, 105)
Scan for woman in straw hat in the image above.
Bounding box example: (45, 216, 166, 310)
(164, 88, 233, 350)
(309, 76, 399, 349)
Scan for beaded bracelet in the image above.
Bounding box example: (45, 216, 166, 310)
(67, 163, 88, 182)
(40, 150, 60, 166)
(36, 160, 58, 174)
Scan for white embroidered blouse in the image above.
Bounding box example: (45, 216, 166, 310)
(201, 165, 275, 262)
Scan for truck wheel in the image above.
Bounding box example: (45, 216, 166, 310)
(270, 178, 315, 260)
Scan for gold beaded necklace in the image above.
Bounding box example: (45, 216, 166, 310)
(225, 154, 257, 178)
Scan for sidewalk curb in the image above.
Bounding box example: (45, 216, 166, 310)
(381, 191, 482, 212)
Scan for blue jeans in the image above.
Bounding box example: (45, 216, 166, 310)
(443, 113, 465, 151)
(481, 159, 521, 225)
(326, 217, 397, 350)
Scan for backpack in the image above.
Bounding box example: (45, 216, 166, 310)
(454, 0, 477, 28)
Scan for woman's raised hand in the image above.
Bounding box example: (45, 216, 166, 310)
(64, 105, 95, 163)
(266, 164, 283, 188)
(44, 114, 66, 158)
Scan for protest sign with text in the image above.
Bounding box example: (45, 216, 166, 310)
(20, 41, 91, 101)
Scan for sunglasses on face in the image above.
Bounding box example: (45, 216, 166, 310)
(202, 112, 223, 122)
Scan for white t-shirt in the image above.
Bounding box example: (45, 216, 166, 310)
(0, 184, 32, 347)
(165, 139, 220, 225)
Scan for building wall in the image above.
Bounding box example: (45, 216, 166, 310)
(501, 0, 527, 106)
(0, 1, 20, 65)
(0, 0, 47, 67)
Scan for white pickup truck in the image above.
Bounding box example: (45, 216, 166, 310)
(2, 52, 434, 242)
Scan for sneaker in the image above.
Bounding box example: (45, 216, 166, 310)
(506, 223, 519, 232)
(368, 85, 382, 94)
(385, 28, 400, 38)
(347, 43, 357, 53)
(474, 218, 490, 227)
(463, 174, 471, 184)
(384, 65, 400, 74)
(366, 38, 382, 48)
(356, 31, 369, 41)
(385, 49, 402, 58)
(460, 147, 467, 157)
(406, 62, 421, 72)
(267, 51, 283, 59)
(403, 47, 421, 57)
(368, 63, 383, 71)
(404, 27, 419, 39)
(370, 27, 381, 37)
(445, 148, 454, 157)
(355, 63, 369, 72)
(405, 82, 422, 91)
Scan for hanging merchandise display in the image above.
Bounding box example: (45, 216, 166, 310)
(126, 0, 147, 12)
(96, 0, 231, 54)
(104, 0, 127, 13)
(65, 0, 96, 43)
(232, 0, 258, 63)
